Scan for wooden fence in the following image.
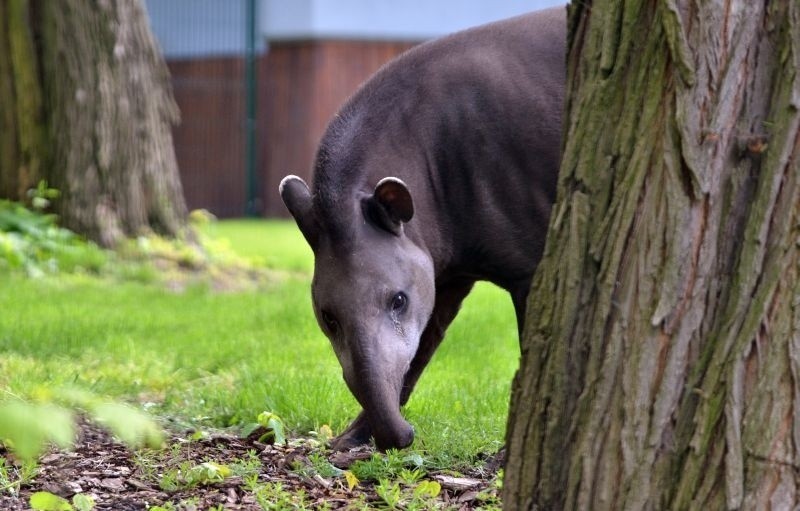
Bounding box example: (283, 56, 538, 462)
(167, 40, 416, 218)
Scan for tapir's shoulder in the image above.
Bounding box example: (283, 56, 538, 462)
(401, 7, 565, 64)
(462, 7, 567, 41)
(350, 6, 566, 105)
(328, 6, 567, 119)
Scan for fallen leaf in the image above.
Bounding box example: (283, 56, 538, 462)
(433, 475, 482, 491)
(344, 470, 359, 491)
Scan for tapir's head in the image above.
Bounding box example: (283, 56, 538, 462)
(279, 175, 435, 450)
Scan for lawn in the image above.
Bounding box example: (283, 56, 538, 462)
(0, 219, 519, 467)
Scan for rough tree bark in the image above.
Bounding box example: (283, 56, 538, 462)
(504, 1, 799, 510)
(0, 0, 186, 246)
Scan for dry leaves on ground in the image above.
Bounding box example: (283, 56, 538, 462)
(0, 420, 503, 510)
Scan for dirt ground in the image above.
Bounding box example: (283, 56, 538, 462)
(0, 420, 503, 510)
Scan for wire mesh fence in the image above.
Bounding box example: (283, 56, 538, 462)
(145, 0, 259, 218)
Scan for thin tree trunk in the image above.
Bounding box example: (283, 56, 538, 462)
(504, 1, 800, 509)
(0, 0, 44, 200)
(0, 0, 187, 247)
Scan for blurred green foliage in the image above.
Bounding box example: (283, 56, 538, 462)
(0, 200, 107, 276)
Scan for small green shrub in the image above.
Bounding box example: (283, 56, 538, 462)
(349, 450, 426, 482)
(159, 461, 233, 491)
(243, 478, 315, 511)
(255, 411, 287, 445)
(0, 456, 37, 495)
(0, 200, 107, 276)
(28, 491, 96, 511)
(374, 477, 442, 510)
(0, 200, 272, 292)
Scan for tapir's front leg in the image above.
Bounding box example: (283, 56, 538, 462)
(331, 280, 474, 451)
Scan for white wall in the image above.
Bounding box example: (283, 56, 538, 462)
(145, 0, 566, 57)
(145, 0, 261, 58)
(262, 0, 564, 41)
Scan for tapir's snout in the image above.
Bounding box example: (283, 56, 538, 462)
(360, 389, 415, 450)
(342, 344, 417, 450)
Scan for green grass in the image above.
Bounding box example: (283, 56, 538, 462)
(0, 219, 518, 466)
(200, 218, 314, 273)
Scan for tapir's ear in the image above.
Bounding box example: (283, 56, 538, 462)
(279, 175, 319, 248)
(363, 177, 414, 235)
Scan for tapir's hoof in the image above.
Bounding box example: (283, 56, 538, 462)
(373, 423, 415, 451)
(330, 431, 371, 451)
(330, 414, 373, 451)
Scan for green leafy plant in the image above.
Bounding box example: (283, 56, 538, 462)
(158, 466, 182, 492)
(349, 450, 426, 482)
(0, 456, 38, 495)
(0, 389, 163, 462)
(307, 451, 342, 478)
(147, 498, 203, 511)
(243, 479, 314, 511)
(375, 479, 403, 509)
(131, 450, 160, 483)
(372, 477, 443, 510)
(229, 450, 262, 478)
(473, 469, 503, 509)
(29, 491, 95, 511)
(0, 200, 269, 292)
(27, 180, 60, 211)
(118, 210, 270, 291)
(0, 199, 107, 276)
(158, 460, 233, 491)
(256, 411, 286, 445)
(0, 401, 74, 460)
(29, 491, 72, 511)
(183, 461, 232, 485)
(88, 401, 164, 449)
(397, 467, 425, 486)
(412, 480, 441, 500)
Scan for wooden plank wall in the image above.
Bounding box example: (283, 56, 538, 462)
(260, 40, 416, 217)
(168, 40, 416, 218)
(168, 57, 247, 218)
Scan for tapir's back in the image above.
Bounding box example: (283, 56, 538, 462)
(313, 7, 566, 286)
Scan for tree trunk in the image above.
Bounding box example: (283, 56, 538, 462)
(0, 0, 44, 200)
(504, 1, 800, 510)
(0, 0, 186, 247)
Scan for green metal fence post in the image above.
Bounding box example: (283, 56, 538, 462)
(244, 0, 258, 216)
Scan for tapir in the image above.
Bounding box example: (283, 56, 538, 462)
(280, 7, 565, 451)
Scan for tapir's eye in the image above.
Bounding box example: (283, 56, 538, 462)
(390, 292, 408, 314)
(321, 311, 339, 334)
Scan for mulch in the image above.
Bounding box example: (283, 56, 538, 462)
(0, 420, 503, 510)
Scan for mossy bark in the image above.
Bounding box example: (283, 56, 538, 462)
(503, 1, 800, 509)
(0, 0, 44, 199)
(0, 0, 186, 247)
